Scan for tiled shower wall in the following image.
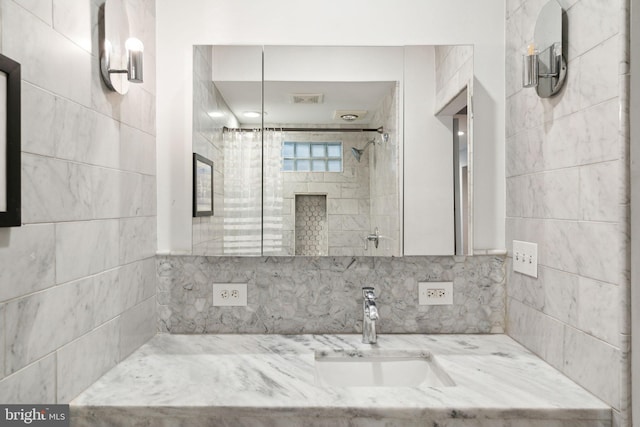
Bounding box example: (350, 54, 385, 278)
(157, 255, 505, 335)
(0, 0, 157, 404)
(505, 0, 629, 421)
(369, 85, 401, 256)
(274, 130, 372, 256)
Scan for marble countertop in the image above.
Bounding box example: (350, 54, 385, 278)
(71, 334, 610, 423)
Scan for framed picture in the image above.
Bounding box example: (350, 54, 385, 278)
(193, 153, 213, 217)
(0, 54, 21, 227)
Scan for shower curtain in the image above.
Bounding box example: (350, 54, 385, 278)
(223, 129, 286, 255)
(222, 130, 263, 255)
(262, 130, 286, 255)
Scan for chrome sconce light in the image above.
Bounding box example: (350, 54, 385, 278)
(522, 0, 566, 98)
(99, 0, 144, 94)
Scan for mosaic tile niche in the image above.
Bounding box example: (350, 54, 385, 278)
(295, 195, 328, 256)
(157, 255, 505, 334)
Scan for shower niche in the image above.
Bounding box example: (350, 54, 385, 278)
(192, 45, 469, 257)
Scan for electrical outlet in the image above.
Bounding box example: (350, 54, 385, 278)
(419, 282, 453, 305)
(512, 240, 538, 278)
(212, 283, 248, 306)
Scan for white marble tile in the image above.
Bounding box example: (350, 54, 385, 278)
(13, 0, 53, 25)
(52, 0, 98, 54)
(91, 167, 122, 219)
(22, 154, 93, 223)
(578, 36, 620, 110)
(341, 214, 370, 232)
(57, 318, 120, 403)
(5, 277, 95, 373)
(0, 355, 56, 404)
(0, 224, 56, 302)
(118, 258, 156, 312)
(577, 277, 619, 346)
(55, 220, 119, 284)
(506, 259, 544, 310)
(21, 82, 57, 157)
(54, 99, 120, 169)
(520, 219, 623, 285)
(567, 0, 620, 60)
(519, 168, 580, 220)
(580, 161, 622, 222)
(2, 0, 92, 108)
(571, 98, 620, 165)
(507, 297, 564, 371)
(327, 199, 358, 215)
(141, 174, 157, 216)
(116, 171, 142, 218)
(119, 297, 156, 359)
(119, 217, 157, 264)
(542, 267, 578, 325)
(505, 127, 544, 178)
(563, 326, 620, 408)
(93, 269, 124, 326)
(140, 89, 156, 136)
(120, 124, 157, 176)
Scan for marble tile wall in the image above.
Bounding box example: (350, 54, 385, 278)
(369, 84, 401, 256)
(505, 0, 628, 421)
(274, 130, 372, 256)
(192, 45, 235, 255)
(0, 0, 157, 404)
(435, 45, 473, 112)
(157, 255, 505, 334)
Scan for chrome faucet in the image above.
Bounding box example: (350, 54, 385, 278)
(362, 287, 379, 344)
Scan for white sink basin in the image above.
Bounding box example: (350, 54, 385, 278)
(314, 351, 455, 388)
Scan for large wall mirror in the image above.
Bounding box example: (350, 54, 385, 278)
(191, 45, 473, 257)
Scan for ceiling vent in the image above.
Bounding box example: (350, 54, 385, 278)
(289, 93, 324, 104)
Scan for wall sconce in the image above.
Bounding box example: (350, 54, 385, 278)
(99, 0, 144, 94)
(522, 0, 566, 98)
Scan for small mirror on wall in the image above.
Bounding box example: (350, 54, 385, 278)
(0, 53, 21, 228)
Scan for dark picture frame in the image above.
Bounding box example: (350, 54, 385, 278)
(193, 153, 213, 217)
(0, 54, 21, 227)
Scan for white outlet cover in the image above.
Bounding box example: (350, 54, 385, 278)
(212, 283, 248, 306)
(418, 282, 453, 306)
(512, 240, 538, 278)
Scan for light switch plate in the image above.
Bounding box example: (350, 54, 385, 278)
(512, 240, 538, 278)
(212, 283, 248, 306)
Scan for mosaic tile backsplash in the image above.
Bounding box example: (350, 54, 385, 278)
(157, 255, 505, 334)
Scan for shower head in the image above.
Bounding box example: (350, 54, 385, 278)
(351, 139, 375, 162)
(351, 147, 364, 162)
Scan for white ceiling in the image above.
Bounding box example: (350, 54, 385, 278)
(213, 80, 396, 126)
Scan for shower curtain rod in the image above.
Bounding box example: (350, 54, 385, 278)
(222, 126, 385, 134)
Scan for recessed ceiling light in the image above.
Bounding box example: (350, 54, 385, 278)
(243, 111, 261, 118)
(458, 131, 465, 136)
(208, 111, 225, 118)
(340, 114, 359, 121)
